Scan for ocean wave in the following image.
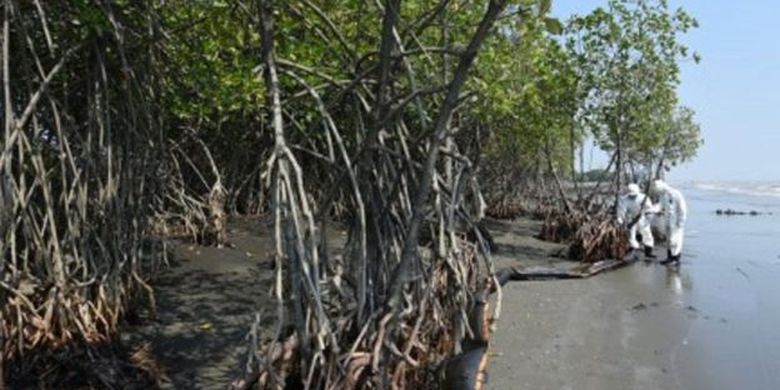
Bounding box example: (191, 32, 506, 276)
(692, 181, 780, 198)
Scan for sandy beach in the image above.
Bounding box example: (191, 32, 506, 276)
(489, 264, 698, 390)
(489, 185, 780, 390)
(123, 184, 780, 389)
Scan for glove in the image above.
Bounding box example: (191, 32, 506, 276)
(617, 218, 624, 225)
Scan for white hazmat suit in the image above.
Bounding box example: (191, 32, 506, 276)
(617, 183, 656, 254)
(653, 180, 687, 261)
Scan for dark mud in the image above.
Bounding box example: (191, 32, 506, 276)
(125, 217, 345, 389)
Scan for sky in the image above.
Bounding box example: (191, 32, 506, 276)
(553, 0, 780, 182)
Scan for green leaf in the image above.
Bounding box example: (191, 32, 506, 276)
(540, 0, 552, 15)
(544, 17, 563, 35)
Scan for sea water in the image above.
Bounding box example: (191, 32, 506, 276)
(670, 181, 780, 389)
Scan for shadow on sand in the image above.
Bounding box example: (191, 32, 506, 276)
(128, 227, 277, 388)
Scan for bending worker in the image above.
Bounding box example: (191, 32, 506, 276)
(617, 183, 657, 259)
(653, 180, 688, 265)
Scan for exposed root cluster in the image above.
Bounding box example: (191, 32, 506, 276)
(234, 239, 489, 389)
(540, 210, 629, 262)
(0, 2, 166, 386)
(155, 133, 229, 247)
(484, 198, 528, 220)
(6, 342, 163, 389)
(566, 217, 629, 262)
(226, 1, 510, 388)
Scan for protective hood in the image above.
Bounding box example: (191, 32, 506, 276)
(653, 179, 670, 193)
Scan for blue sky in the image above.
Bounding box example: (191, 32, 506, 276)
(553, 0, 780, 182)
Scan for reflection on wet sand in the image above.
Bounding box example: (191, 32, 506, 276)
(490, 188, 780, 390)
(664, 268, 692, 295)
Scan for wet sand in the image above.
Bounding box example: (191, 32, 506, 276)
(126, 186, 780, 389)
(489, 187, 780, 390)
(489, 263, 699, 390)
(126, 217, 347, 389)
(126, 218, 276, 388)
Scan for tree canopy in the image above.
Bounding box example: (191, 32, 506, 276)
(1, 0, 701, 387)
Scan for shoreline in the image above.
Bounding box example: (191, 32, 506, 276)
(126, 213, 685, 389)
(126, 215, 588, 388)
(485, 215, 701, 390)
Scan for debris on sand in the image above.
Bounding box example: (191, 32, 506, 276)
(494, 258, 630, 283)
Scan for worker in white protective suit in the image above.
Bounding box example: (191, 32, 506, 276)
(617, 183, 657, 259)
(652, 180, 687, 265)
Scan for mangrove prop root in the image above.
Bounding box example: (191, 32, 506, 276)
(539, 210, 629, 263)
(233, 1, 511, 389)
(1, 2, 167, 385)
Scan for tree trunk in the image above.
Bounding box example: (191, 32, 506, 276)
(387, 0, 508, 311)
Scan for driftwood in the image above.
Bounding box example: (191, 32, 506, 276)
(495, 259, 630, 283)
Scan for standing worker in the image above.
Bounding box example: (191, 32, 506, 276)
(653, 180, 688, 265)
(617, 183, 657, 259)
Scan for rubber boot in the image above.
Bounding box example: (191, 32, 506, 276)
(665, 255, 681, 268)
(644, 246, 657, 259)
(660, 249, 675, 265)
(661, 252, 681, 266)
